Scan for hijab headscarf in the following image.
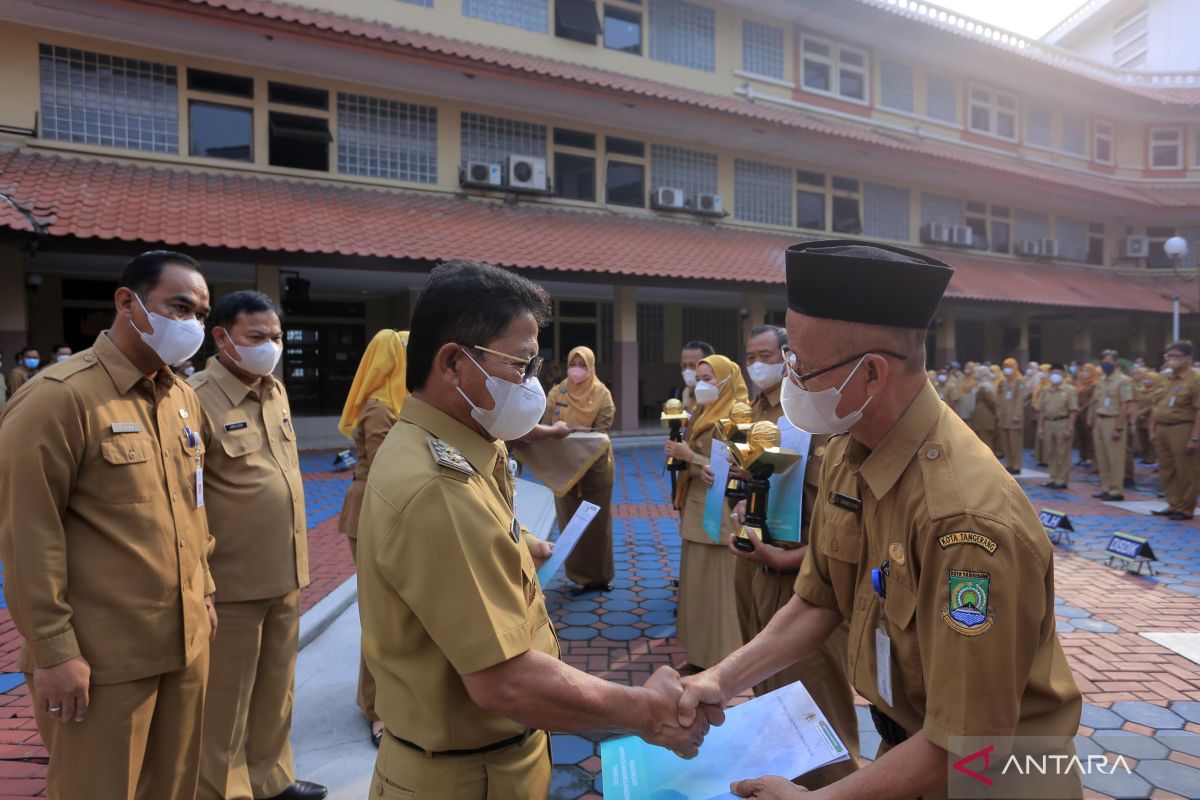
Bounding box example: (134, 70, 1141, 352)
(1075, 363, 1099, 392)
(687, 354, 749, 445)
(556, 346, 613, 427)
(1032, 364, 1052, 403)
(338, 329, 409, 438)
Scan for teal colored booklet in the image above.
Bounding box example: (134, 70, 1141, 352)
(599, 681, 849, 799)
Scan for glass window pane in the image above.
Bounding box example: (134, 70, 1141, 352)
(997, 112, 1015, 139)
(803, 59, 830, 91)
(970, 87, 991, 102)
(606, 160, 644, 206)
(796, 169, 825, 187)
(1152, 144, 1180, 167)
(970, 106, 990, 132)
(1095, 138, 1112, 163)
(839, 48, 865, 67)
(992, 221, 1010, 254)
(555, 152, 596, 201)
(831, 195, 861, 234)
(838, 68, 865, 100)
(966, 217, 988, 250)
(797, 190, 825, 230)
(604, 6, 642, 54)
(804, 38, 830, 57)
(189, 101, 252, 161)
(831, 175, 859, 192)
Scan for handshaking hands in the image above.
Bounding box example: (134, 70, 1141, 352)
(638, 666, 726, 758)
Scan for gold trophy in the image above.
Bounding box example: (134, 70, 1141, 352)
(662, 399, 689, 496)
(732, 421, 801, 552)
(716, 402, 754, 502)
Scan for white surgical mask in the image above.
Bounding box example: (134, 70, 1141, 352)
(681, 368, 698, 388)
(1050, 373, 1064, 385)
(222, 334, 282, 377)
(693, 379, 721, 405)
(130, 294, 204, 368)
(937, 374, 948, 383)
(747, 361, 785, 390)
(1002, 367, 1014, 377)
(1162, 367, 1173, 375)
(56, 354, 70, 363)
(780, 355, 872, 435)
(456, 349, 547, 441)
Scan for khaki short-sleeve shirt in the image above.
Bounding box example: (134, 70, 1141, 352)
(357, 397, 559, 752)
(1035, 384, 1078, 419)
(1091, 373, 1133, 418)
(794, 384, 1081, 752)
(1153, 367, 1200, 425)
(997, 379, 1027, 429)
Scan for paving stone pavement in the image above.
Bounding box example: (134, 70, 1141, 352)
(0, 447, 1198, 797)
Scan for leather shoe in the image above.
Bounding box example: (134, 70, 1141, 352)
(1168, 512, 1194, 521)
(1104, 494, 1124, 501)
(1092, 492, 1108, 498)
(261, 781, 328, 800)
(1151, 508, 1173, 516)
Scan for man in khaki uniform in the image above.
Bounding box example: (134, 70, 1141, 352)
(191, 291, 326, 800)
(1151, 341, 1200, 520)
(0, 251, 217, 799)
(358, 261, 715, 799)
(1036, 364, 1079, 489)
(680, 241, 1081, 800)
(997, 357, 1027, 475)
(723, 325, 858, 790)
(6, 345, 39, 396)
(1090, 349, 1135, 502)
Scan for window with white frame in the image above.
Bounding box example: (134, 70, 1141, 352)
(1025, 103, 1051, 148)
(800, 35, 868, 103)
(863, 182, 909, 241)
(338, 93, 437, 183)
(830, 176, 862, 235)
(968, 84, 1017, 140)
(1149, 127, 1183, 169)
(926, 72, 957, 124)
(39, 44, 179, 153)
(734, 159, 791, 226)
(1013, 209, 1050, 245)
(1087, 222, 1105, 265)
(965, 202, 1011, 253)
(650, 143, 717, 201)
(741, 20, 784, 80)
(463, 0, 548, 32)
(1179, 226, 1200, 270)
(1112, 3, 1148, 69)
(879, 60, 913, 114)
(1094, 120, 1115, 165)
(1055, 216, 1088, 262)
(920, 193, 964, 227)
(460, 112, 546, 165)
(1062, 111, 1086, 156)
(649, 0, 715, 72)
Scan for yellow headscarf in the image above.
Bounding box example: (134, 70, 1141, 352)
(555, 346, 613, 427)
(687, 354, 750, 445)
(1075, 363, 1099, 392)
(337, 329, 409, 438)
(1032, 364, 1052, 403)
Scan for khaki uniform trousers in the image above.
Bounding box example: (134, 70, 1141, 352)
(370, 728, 551, 799)
(348, 538, 379, 722)
(199, 591, 299, 800)
(30, 648, 209, 800)
(733, 556, 758, 643)
(1137, 416, 1155, 463)
(748, 568, 859, 789)
(1156, 424, 1200, 517)
(1043, 418, 1073, 485)
(556, 455, 615, 588)
(999, 426, 1023, 472)
(1093, 417, 1127, 495)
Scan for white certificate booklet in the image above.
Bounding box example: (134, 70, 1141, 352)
(535, 500, 601, 585)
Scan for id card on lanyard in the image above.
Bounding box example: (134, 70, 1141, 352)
(184, 425, 204, 508)
(872, 561, 894, 707)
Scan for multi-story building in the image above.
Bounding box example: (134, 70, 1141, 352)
(0, 0, 1197, 435)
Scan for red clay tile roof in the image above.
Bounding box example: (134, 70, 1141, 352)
(0, 149, 1194, 314)
(128, 0, 1200, 207)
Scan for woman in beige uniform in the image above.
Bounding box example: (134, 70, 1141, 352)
(544, 345, 616, 592)
(664, 354, 748, 670)
(337, 328, 408, 746)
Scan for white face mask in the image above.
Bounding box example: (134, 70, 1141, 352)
(456, 349, 547, 441)
(1002, 367, 1014, 377)
(1163, 367, 1174, 375)
(1050, 373, 1064, 385)
(224, 337, 283, 377)
(780, 355, 873, 435)
(130, 294, 205, 368)
(693, 379, 721, 405)
(937, 374, 948, 383)
(56, 354, 70, 363)
(681, 368, 698, 388)
(747, 361, 785, 390)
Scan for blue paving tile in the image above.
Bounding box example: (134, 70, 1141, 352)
(0, 673, 24, 693)
(1074, 734, 1104, 758)
(557, 627, 599, 641)
(550, 765, 596, 797)
(1134, 760, 1200, 797)
(1093, 731, 1169, 759)
(563, 599, 600, 613)
(1081, 704, 1126, 730)
(639, 588, 676, 600)
(641, 611, 677, 625)
(1111, 701, 1186, 730)
(644, 625, 676, 639)
(641, 599, 677, 612)
(599, 612, 640, 626)
(560, 612, 600, 626)
(599, 600, 638, 612)
(551, 734, 595, 765)
(1155, 731, 1200, 758)
(1171, 701, 1200, 724)
(1072, 618, 1120, 633)
(602, 626, 642, 641)
(1081, 768, 1152, 799)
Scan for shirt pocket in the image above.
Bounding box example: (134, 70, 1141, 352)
(219, 429, 264, 459)
(99, 436, 157, 504)
(882, 579, 924, 691)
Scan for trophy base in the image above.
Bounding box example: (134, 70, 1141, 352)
(735, 525, 762, 552)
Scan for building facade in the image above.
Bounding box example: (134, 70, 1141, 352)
(0, 0, 1197, 435)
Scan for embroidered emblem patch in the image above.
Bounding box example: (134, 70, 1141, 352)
(888, 543, 906, 566)
(942, 569, 994, 636)
(937, 531, 999, 554)
(829, 491, 862, 514)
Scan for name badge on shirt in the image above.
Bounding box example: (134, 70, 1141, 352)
(110, 422, 142, 434)
(876, 626, 894, 707)
(1104, 397, 1111, 408)
(1005, 391, 1013, 400)
(224, 421, 249, 432)
(196, 468, 205, 509)
(829, 491, 863, 515)
(1170, 396, 1177, 407)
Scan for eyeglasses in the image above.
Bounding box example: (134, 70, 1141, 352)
(471, 344, 544, 382)
(781, 345, 909, 390)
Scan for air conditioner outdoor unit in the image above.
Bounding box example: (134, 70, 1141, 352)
(461, 161, 502, 188)
(505, 155, 547, 191)
(1040, 237, 1060, 258)
(950, 225, 974, 247)
(692, 193, 724, 215)
(1124, 235, 1150, 258)
(652, 187, 687, 210)
(920, 222, 952, 244)
(1017, 239, 1042, 256)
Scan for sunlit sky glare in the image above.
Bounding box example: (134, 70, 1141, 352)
(933, 0, 1094, 38)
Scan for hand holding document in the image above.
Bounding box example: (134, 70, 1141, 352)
(535, 501, 600, 585)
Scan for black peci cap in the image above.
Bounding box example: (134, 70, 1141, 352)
(785, 240, 954, 330)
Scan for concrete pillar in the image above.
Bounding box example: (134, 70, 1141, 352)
(613, 286, 639, 432)
(742, 293, 766, 345)
(934, 304, 956, 367)
(0, 248, 28, 364)
(1014, 309, 1030, 366)
(1072, 316, 1093, 363)
(256, 264, 281, 302)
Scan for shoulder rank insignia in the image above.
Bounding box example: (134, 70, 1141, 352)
(428, 437, 474, 476)
(941, 569, 994, 636)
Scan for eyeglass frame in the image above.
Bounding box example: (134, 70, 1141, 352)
(780, 345, 909, 390)
(469, 344, 544, 382)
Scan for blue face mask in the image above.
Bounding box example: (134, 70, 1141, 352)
(23, 358, 39, 370)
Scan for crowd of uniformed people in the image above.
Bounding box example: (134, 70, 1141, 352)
(0, 237, 1159, 799)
